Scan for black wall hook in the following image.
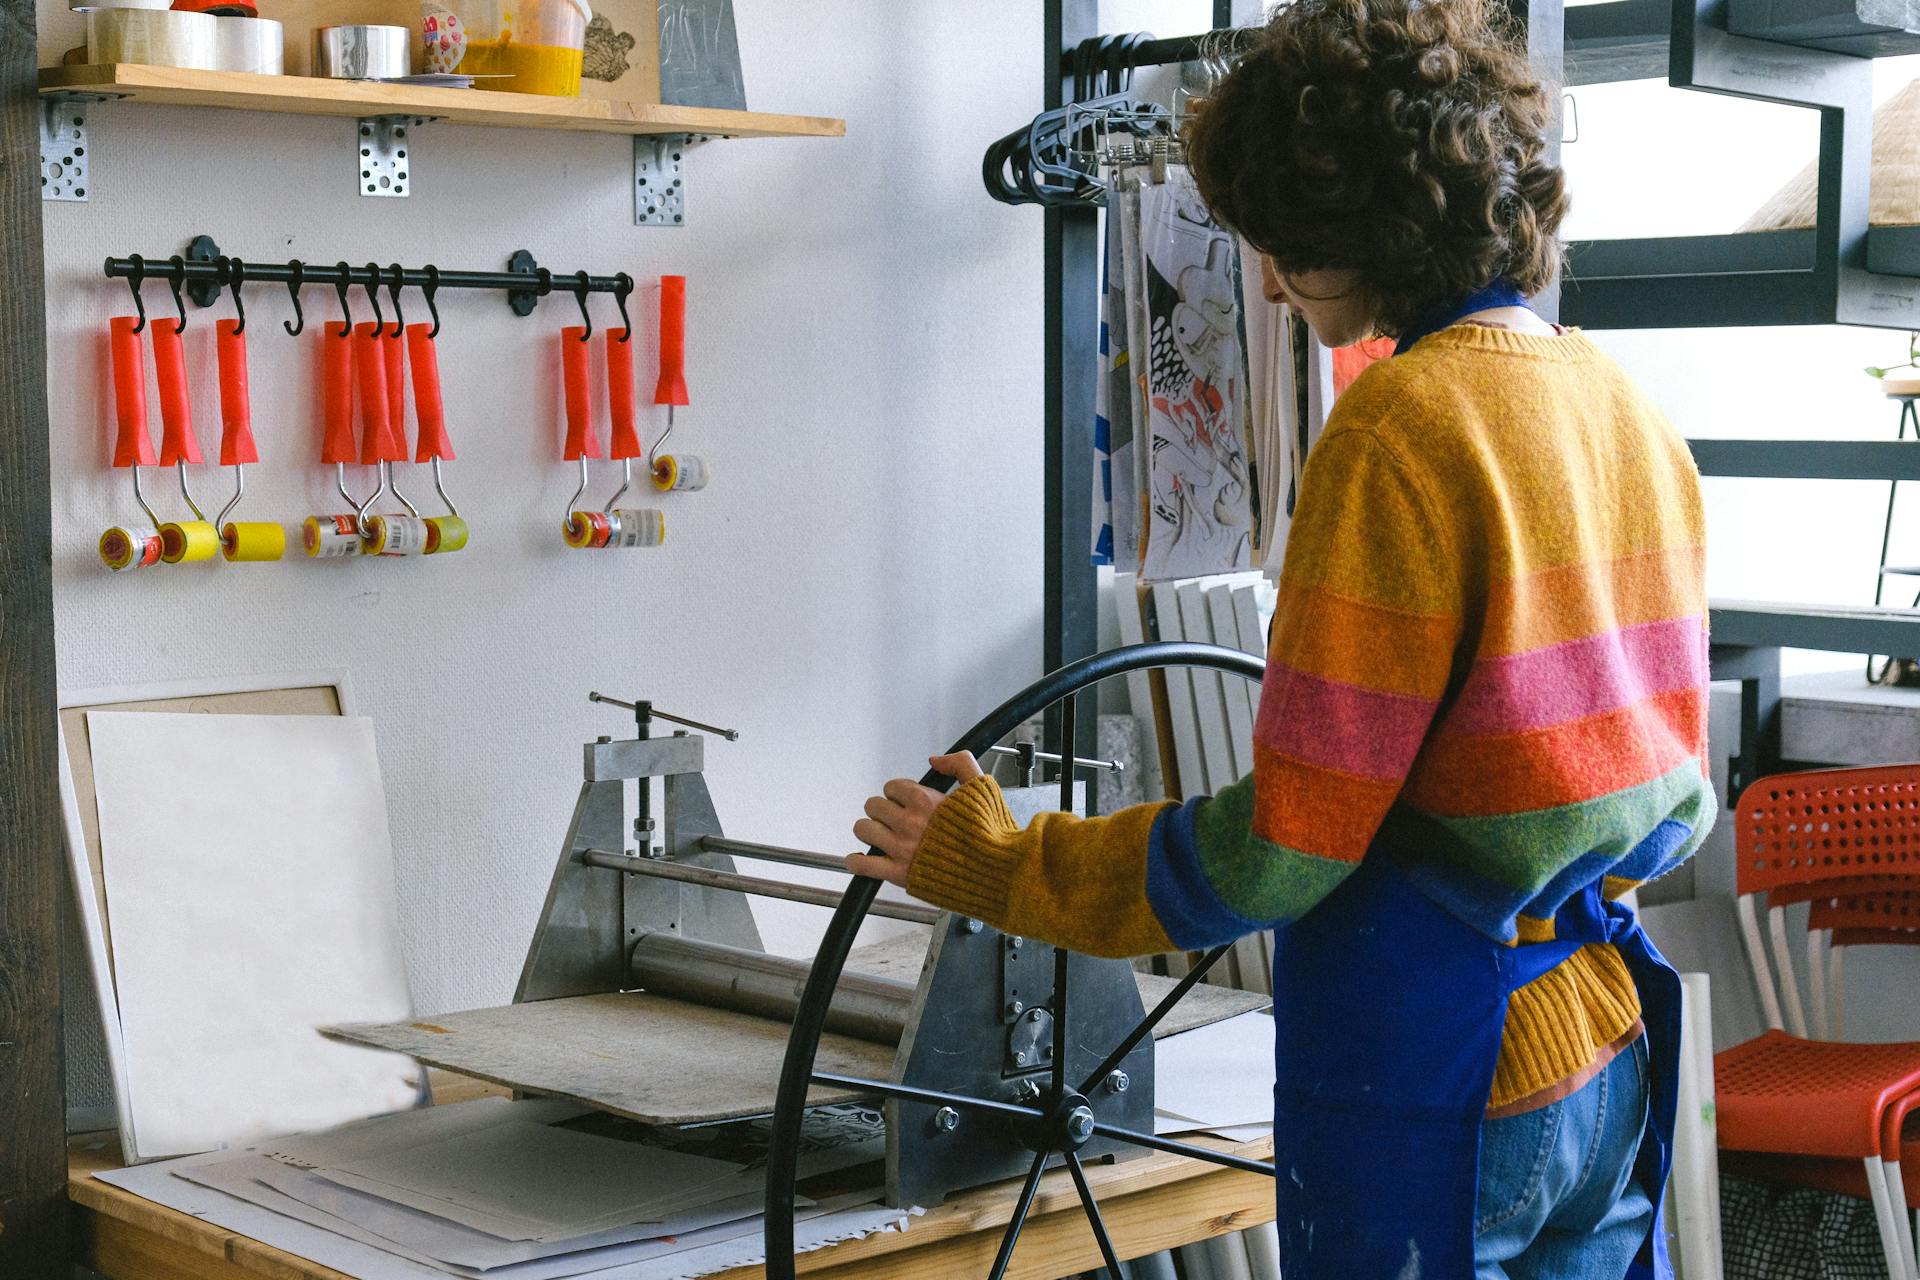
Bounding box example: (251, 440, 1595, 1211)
(386, 263, 406, 337)
(332, 263, 353, 337)
(284, 260, 306, 336)
(614, 272, 634, 343)
(125, 254, 148, 334)
(224, 257, 248, 334)
(573, 270, 593, 341)
(362, 262, 384, 333)
(166, 255, 189, 333)
(423, 265, 442, 339)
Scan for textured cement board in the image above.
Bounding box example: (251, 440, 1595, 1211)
(323, 993, 896, 1126)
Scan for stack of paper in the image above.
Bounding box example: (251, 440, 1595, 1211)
(1151, 1011, 1275, 1144)
(94, 1096, 915, 1280)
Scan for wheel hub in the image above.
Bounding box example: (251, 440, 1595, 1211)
(1021, 1091, 1097, 1153)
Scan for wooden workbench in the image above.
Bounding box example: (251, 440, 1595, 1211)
(66, 1077, 1276, 1280)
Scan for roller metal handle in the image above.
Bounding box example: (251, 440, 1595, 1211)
(215, 319, 259, 466)
(380, 327, 408, 463)
(561, 326, 601, 460)
(407, 323, 455, 462)
(152, 318, 201, 466)
(352, 322, 393, 467)
(320, 324, 357, 465)
(654, 275, 688, 407)
(607, 329, 642, 460)
(110, 316, 157, 469)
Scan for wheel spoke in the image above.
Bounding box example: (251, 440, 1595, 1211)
(987, 1150, 1050, 1280)
(1052, 693, 1077, 1098)
(809, 1071, 1043, 1123)
(1088, 1121, 1277, 1177)
(1077, 943, 1233, 1095)
(1065, 1151, 1126, 1280)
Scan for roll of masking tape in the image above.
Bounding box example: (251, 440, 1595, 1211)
(99, 525, 163, 572)
(221, 521, 286, 562)
(424, 514, 469, 554)
(651, 454, 709, 492)
(563, 510, 609, 549)
(362, 513, 427, 556)
(608, 507, 665, 548)
(303, 514, 362, 559)
(86, 8, 220, 68)
(159, 519, 220, 564)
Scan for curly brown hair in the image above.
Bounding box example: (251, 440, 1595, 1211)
(1185, 0, 1568, 339)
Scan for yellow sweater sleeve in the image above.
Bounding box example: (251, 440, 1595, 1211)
(904, 776, 1178, 958)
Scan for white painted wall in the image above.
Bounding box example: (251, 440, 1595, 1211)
(38, 0, 1047, 1047)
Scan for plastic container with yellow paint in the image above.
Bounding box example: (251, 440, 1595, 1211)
(450, 0, 589, 95)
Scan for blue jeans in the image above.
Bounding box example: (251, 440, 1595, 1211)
(1474, 1037, 1654, 1279)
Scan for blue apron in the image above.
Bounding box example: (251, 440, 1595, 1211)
(1266, 287, 1683, 1278)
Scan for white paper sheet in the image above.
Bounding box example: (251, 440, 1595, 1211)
(98, 1155, 913, 1280)
(1151, 1010, 1276, 1130)
(317, 1119, 750, 1242)
(89, 711, 422, 1159)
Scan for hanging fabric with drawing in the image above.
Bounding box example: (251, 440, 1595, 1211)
(1125, 165, 1254, 580)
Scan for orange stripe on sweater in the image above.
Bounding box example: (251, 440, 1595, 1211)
(1482, 544, 1707, 657)
(1403, 686, 1707, 817)
(1268, 578, 1460, 699)
(1250, 741, 1397, 863)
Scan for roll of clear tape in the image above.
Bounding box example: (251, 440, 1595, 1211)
(214, 16, 283, 72)
(303, 514, 363, 559)
(222, 521, 286, 562)
(563, 510, 609, 549)
(86, 8, 220, 68)
(424, 514, 468, 554)
(651, 454, 709, 492)
(362, 513, 428, 556)
(608, 508, 665, 548)
(159, 519, 220, 564)
(99, 526, 163, 572)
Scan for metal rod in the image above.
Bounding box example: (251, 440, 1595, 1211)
(1052, 694, 1075, 1098)
(988, 1152, 1052, 1280)
(1078, 943, 1232, 1095)
(1088, 1121, 1276, 1176)
(103, 256, 629, 298)
(986, 743, 1124, 773)
(629, 931, 914, 1045)
(699, 836, 852, 875)
(580, 850, 941, 925)
(1065, 1151, 1125, 1280)
(808, 1071, 1046, 1124)
(587, 693, 740, 740)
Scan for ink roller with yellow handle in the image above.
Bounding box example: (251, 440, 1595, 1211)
(151, 316, 220, 564)
(407, 321, 466, 553)
(648, 274, 707, 494)
(211, 318, 286, 561)
(99, 314, 164, 572)
(304, 320, 364, 558)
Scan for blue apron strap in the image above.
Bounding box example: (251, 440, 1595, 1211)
(1393, 279, 1531, 355)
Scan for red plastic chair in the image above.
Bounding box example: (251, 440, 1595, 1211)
(1720, 766, 1920, 1279)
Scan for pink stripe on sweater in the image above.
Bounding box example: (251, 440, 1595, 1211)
(1441, 614, 1707, 739)
(1254, 661, 1440, 781)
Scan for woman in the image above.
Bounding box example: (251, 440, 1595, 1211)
(851, 1, 1712, 1274)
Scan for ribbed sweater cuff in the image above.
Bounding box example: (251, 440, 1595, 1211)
(905, 776, 1024, 926)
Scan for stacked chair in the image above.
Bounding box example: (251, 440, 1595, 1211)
(1713, 764, 1920, 1279)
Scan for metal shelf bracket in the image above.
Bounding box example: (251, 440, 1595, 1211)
(633, 133, 718, 227)
(40, 97, 93, 203)
(358, 116, 433, 198)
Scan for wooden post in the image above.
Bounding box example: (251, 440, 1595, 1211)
(0, 1, 69, 1272)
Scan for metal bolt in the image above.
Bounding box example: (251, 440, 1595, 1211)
(1006, 1000, 1024, 1018)
(963, 918, 984, 934)
(932, 1106, 959, 1133)
(1013, 1050, 1028, 1066)
(597, 735, 612, 744)
(1027, 1008, 1044, 1023)
(1106, 1070, 1130, 1094)
(1066, 1106, 1095, 1144)
(1009, 936, 1023, 949)
(1012, 1080, 1042, 1105)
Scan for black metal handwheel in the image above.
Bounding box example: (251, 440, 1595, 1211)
(764, 641, 1275, 1280)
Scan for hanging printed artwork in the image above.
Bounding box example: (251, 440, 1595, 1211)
(1093, 197, 1145, 573)
(1123, 166, 1254, 581)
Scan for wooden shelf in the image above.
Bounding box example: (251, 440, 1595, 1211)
(38, 64, 844, 140)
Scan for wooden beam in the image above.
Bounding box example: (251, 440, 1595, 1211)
(0, 0, 67, 1270)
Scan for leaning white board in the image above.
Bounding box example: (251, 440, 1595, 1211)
(88, 711, 421, 1160)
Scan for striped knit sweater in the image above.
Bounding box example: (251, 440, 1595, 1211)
(908, 324, 1716, 1111)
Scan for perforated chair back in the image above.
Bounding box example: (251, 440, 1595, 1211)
(1736, 766, 1920, 1039)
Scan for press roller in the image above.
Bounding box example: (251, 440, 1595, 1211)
(321, 691, 1265, 1209)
